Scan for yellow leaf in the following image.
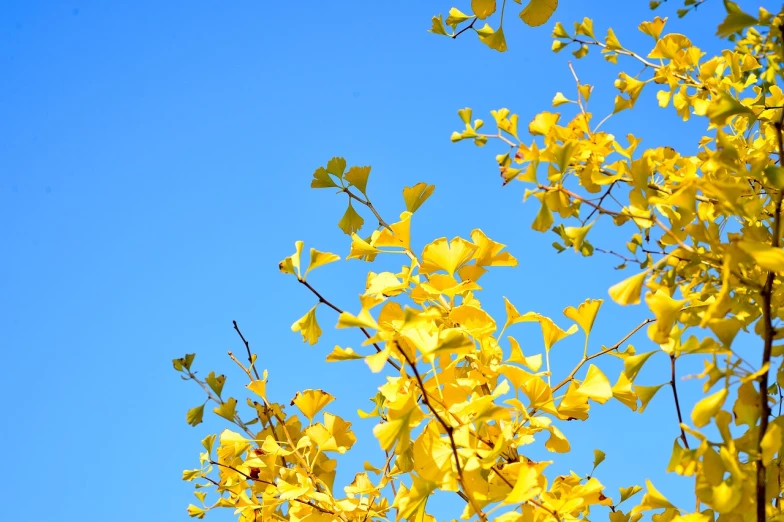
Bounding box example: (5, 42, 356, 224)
(373, 212, 412, 251)
(737, 240, 784, 272)
(508, 336, 543, 372)
(421, 237, 478, 276)
(761, 423, 782, 466)
(528, 111, 560, 136)
(338, 203, 364, 235)
(503, 465, 542, 504)
(609, 271, 648, 305)
(472, 0, 496, 19)
(631, 479, 675, 513)
(563, 299, 603, 337)
(520, 0, 558, 27)
(479, 25, 508, 52)
(539, 316, 578, 351)
(311, 166, 339, 189)
(347, 233, 382, 261)
(344, 165, 371, 195)
(552, 92, 572, 106)
(577, 364, 612, 404)
(429, 15, 448, 36)
(612, 372, 638, 411)
(279, 240, 304, 277)
(187, 505, 206, 518)
(247, 379, 268, 401)
(213, 398, 237, 421)
(623, 351, 657, 382)
(291, 305, 322, 345)
(373, 414, 411, 452)
(403, 182, 435, 213)
(545, 425, 571, 453)
(472, 229, 518, 268)
(305, 248, 340, 277)
(522, 376, 559, 416)
(326, 345, 365, 362)
(291, 389, 336, 423)
(636, 384, 665, 413)
(186, 404, 205, 426)
(691, 388, 727, 428)
(447, 7, 474, 29)
(532, 199, 554, 232)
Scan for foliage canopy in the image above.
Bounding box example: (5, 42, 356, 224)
(174, 2, 784, 521)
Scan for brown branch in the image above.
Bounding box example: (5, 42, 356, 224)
(669, 354, 690, 449)
(757, 116, 784, 522)
(451, 17, 477, 39)
(233, 320, 260, 380)
(296, 278, 402, 371)
(209, 461, 337, 516)
(398, 347, 488, 522)
(552, 318, 654, 394)
(344, 188, 392, 231)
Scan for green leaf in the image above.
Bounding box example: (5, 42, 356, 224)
(173, 353, 196, 372)
(213, 398, 238, 422)
(187, 404, 205, 427)
(205, 372, 226, 399)
(403, 182, 435, 213)
(345, 166, 371, 196)
(338, 203, 365, 235)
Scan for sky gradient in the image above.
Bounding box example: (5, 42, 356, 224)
(1, 1, 769, 521)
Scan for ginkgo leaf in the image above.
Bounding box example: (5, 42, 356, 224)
(421, 237, 478, 276)
(508, 336, 543, 371)
(305, 248, 340, 277)
(636, 384, 665, 413)
(472, 0, 496, 19)
(403, 182, 435, 213)
(205, 371, 226, 398)
(345, 165, 371, 196)
(646, 290, 686, 344)
(311, 166, 339, 189)
(326, 345, 365, 362)
(563, 299, 603, 337)
(187, 404, 205, 426)
(503, 465, 541, 504)
(737, 240, 784, 272)
(429, 14, 449, 35)
(631, 479, 675, 513)
(247, 379, 267, 401)
(291, 389, 336, 423)
(593, 449, 606, 469)
(446, 7, 473, 29)
(213, 398, 237, 421)
(520, 0, 558, 27)
(326, 157, 347, 178)
(761, 423, 782, 466)
(577, 364, 612, 404)
(623, 351, 657, 382)
(609, 271, 648, 305)
(479, 25, 507, 52)
(338, 203, 365, 235)
(545, 425, 571, 453)
(187, 505, 207, 518)
(539, 316, 578, 351)
(292, 305, 322, 345)
(691, 388, 728, 428)
(612, 372, 638, 411)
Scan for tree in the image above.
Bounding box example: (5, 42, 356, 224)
(174, 2, 784, 521)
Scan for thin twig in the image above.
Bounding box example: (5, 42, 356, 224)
(295, 278, 402, 371)
(669, 354, 690, 449)
(233, 320, 260, 380)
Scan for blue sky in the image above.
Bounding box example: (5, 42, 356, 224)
(1, 1, 771, 521)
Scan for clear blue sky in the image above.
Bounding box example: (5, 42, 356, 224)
(0, 1, 767, 521)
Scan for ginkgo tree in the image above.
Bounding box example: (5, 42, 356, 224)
(174, 2, 784, 522)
